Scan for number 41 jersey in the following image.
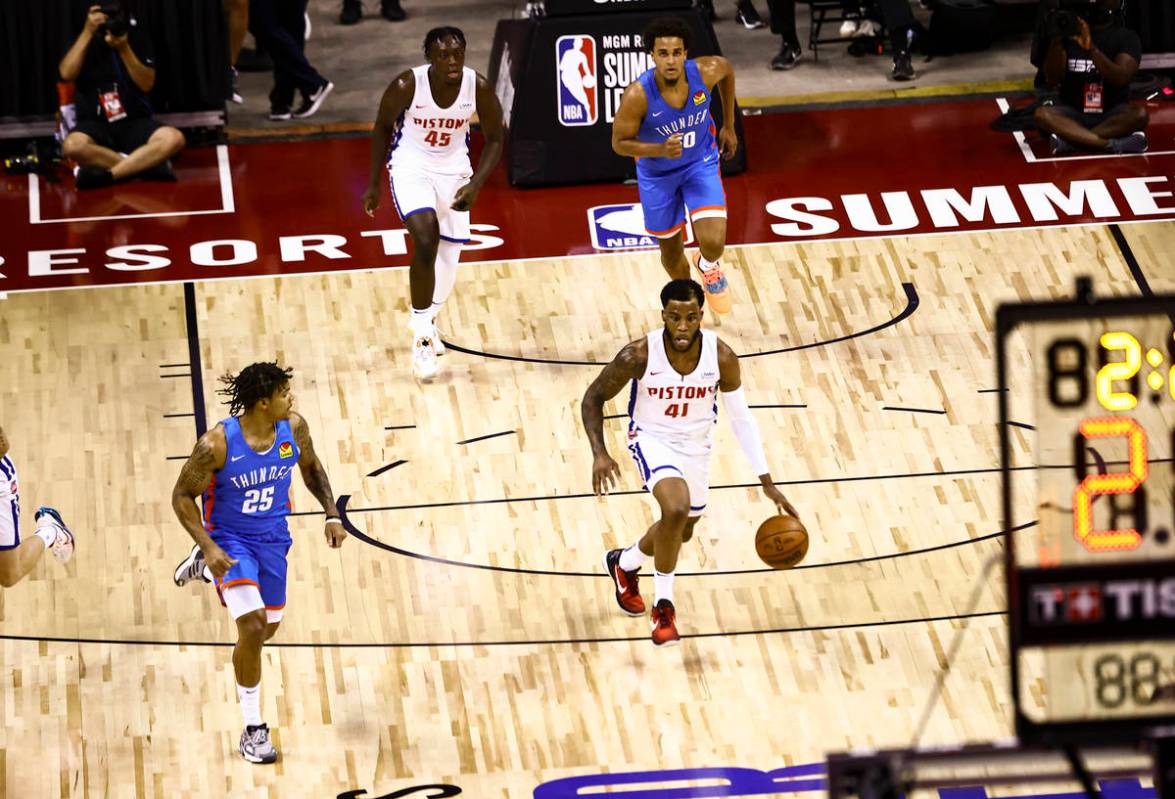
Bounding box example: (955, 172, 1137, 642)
(204, 416, 299, 540)
(628, 328, 720, 456)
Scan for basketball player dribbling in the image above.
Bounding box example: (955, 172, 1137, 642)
(170, 363, 347, 763)
(611, 17, 740, 314)
(582, 280, 799, 646)
(361, 26, 505, 382)
(0, 424, 75, 588)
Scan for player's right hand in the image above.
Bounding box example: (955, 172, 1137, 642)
(591, 452, 621, 496)
(361, 186, 380, 217)
(662, 133, 684, 159)
(85, 5, 108, 34)
(202, 543, 238, 581)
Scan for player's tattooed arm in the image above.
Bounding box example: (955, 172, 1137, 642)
(291, 412, 337, 515)
(581, 339, 648, 457)
(363, 70, 415, 216)
(171, 425, 226, 549)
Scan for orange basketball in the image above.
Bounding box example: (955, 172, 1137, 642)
(755, 515, 809, 569)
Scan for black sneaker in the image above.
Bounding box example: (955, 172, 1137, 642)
(268, 106, 292, 121)
(735, 0, 766, 29)
(770, 45, 801, 70)
(340, 0, 361, 24)
(380, 0, 405, 21)
(141, 159, 176, 182)
(1049, 134, 1076, 156)
(891, 52, 915, 81)
(292, 80, 334, 119)
(1108, 131, 1148, 154)
(76, 166, 114, 190)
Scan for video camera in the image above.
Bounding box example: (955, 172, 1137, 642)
(98, 1, 129, 38)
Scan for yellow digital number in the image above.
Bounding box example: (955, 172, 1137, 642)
(1096, 331, 1141, 411)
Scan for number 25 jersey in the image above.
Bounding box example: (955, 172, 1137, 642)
(204, 416, 299, 541)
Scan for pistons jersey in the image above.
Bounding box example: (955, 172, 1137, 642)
(0, 455, 18, 538)
(627, 329, 720, 455)
(204, 416, 299, 541)
(388, 64, 476, 176)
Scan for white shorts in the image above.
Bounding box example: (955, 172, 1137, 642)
(0, 496, 19, 551)
(627, 432, 711, 517)
(388, 165, 472, 244)
(222, 584, 285, 624)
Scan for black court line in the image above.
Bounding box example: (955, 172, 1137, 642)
(159, 363, 189, 369)
(384, 425, 416, 431)
(183, 283, 208, 438)
(1007, 421, 1036, 431)
(367, 459, 408, 478)
(163, 413, 195, 419)
(882, 406, 947, 415)
(750, 404, 807, 409)
(0, 609, 1005, 650)
(160, 373, 192, 379)
(456, 430, 516, 446)
(337, 489, 1032, 578)
(977, 388, 1008, 394)
(441, 283, 919, 366)
(166, 456, 188, 461)
(1109, 224, 1153, 297)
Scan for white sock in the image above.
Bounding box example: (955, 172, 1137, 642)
(34, 525, 58, 549)
(409, 307, 432, 340)
(431, 240, 461, 307)
(654, 570, 675, 605)
(618, 543, 648, 572)
(237, 682, 262, 727)
(428, 302, 443, 328)
(697, 254, 720, 273)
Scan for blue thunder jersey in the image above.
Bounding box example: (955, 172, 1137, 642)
(635, 59, 718, 177)
(204, 416, 299, 541)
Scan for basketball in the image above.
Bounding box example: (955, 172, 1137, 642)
(582, 74, 596, 90)
(755, 515, 809, 569)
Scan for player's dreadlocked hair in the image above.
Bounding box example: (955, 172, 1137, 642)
(643, 17, 692, 52)
(217, 362, 294, 416)
(423, 26, 465, 56)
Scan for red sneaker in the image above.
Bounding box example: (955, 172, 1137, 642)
(650, 599, 680, 647)
(693, 252, 731, 315)
(603, 548, 645, 616)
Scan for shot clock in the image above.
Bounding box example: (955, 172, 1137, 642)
(998, 280, 1175, 746)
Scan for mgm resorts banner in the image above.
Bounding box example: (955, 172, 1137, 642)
(488, 8, 746, 187)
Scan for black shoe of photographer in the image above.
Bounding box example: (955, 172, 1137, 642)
(735, 1, 766, 29)
(340, 0, 361, 24)
(380, 0, 405, 21)
(891, 52, 915, 81)
(770, 45, 801, 70)
(76, 166, 114, 190)
(1049, 134, 1075, 156)
(1108, 132, 1147, 154)
(141, 159, 176, 182)
(293, 80, 334, 119)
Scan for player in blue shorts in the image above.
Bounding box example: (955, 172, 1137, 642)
(170, 362, 347, 764)
(611, 16, 740, 314)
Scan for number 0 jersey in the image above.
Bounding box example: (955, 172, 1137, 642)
(627, 329, 720, 455)
(635, 59, 719, 178)
(388, 64, 476, 177)
(204, 416, 299, 541)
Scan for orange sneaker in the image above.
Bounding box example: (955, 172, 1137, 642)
(650, 599, 680, 647)
(692, 252, 731, 314)
(604, 548, 645, 616)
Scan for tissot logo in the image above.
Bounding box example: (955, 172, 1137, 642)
(1031, 578, 1175, 625)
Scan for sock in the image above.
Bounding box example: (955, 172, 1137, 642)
(428, 302, 443, 328)
(409, 307, 432, 340)
(34, 525, 57, 549)
(618, 543, 649, 572)
(237, 682, 262, 727)
(654, 570, 675, 605)
(431, 240, 461, 307)
(697, 254, 719, 273)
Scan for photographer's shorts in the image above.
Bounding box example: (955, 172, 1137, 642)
(72, 116, 163, 155)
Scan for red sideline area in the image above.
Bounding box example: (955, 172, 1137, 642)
(1, 97, 1173, 294)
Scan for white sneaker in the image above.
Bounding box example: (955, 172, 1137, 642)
(855, 19, 877, 37)
(432, 325, 446, 356)
(34, 507, 74, 563)
(412, 337, 439, 381)
(173, 543, 211, 586)
(839, 18, 859, 36)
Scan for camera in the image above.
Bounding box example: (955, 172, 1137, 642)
(98, 1, 129, 37)
(1045, 9, 1081, 38)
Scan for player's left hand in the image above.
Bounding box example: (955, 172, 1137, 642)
(451, 182, 480, 212)
(763, 484, 799, 519)
(718, 125, 738, 160)
(325, 518, 347, 548)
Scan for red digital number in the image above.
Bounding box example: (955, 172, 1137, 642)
(1072, 416, 1147, 552)
(664, 403, 688, 418)
(424, 130, 451, 148)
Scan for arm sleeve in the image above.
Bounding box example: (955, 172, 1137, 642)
(720, 387, 769, 476)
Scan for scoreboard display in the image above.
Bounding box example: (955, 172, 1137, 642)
(998, 283, 1175, 745)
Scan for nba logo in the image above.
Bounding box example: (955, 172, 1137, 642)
(588, 203, 694, 250)
(556, 35, 597, 127)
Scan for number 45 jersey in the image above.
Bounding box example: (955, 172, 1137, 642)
(388, 64, 476, 177)
(204, 416, 299, 541)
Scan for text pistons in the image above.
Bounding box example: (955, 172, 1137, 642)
(647, 385, 715, 400)
(413, 117, 464, 130)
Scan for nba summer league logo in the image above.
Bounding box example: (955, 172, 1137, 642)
(588, 202, 695, 250)
(556, 35, 598, 126)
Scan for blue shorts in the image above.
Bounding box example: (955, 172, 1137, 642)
(637, 156, 727, 239)
(212, 533, 292, 611)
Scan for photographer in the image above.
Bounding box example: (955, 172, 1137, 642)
(1033, 0, 1148, 155)
(59, 3, 186, 189)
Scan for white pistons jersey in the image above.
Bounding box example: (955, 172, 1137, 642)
(628, 329, 720, 455)
(388, 64, 476, 177)
(0, 456, 20, 550)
